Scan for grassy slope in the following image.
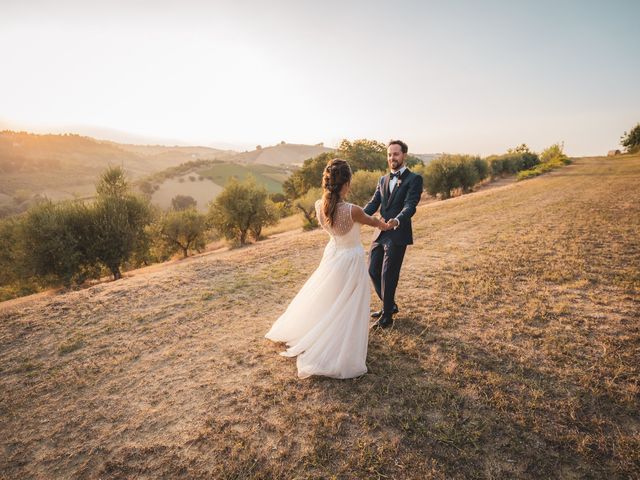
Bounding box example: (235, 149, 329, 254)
(0, 155, 638, 479)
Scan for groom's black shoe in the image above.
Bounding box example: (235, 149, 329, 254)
(370, 304, 399, 319)
(371, 314, 394, 330)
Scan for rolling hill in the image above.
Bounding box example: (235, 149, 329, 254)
(0, 131, 232, 189)
(0, 131, 235, 216)
(226, 142, 334, 166)
(1, 154, 638, 479)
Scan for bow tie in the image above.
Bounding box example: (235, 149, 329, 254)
(389, 171, 401, 179)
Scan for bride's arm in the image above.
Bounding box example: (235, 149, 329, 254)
(351, 205, 391, 230)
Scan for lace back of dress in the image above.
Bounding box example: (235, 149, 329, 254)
(315, 200, 354, 236)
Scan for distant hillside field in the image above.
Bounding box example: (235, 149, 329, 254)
(101, 142, 234, 160)
(226, 142, 334, 166)
(151, 162, 289, 211)
(1, 154, 638, 479)
(146, 161, 291, 211)
(196, 162, 290, 193)
(151, 175, 224, 212)
(413, 152, 440, 164)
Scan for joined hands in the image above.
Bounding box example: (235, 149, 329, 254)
(376, 217, 399, 231)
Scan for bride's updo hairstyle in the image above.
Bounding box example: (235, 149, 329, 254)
(322, 158, 352, 227)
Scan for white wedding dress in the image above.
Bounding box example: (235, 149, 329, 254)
(265, 200, 370, 379)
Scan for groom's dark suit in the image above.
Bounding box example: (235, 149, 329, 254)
(364, 168, 423, 319)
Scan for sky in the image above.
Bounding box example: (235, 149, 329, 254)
(1, 0, 639, 156)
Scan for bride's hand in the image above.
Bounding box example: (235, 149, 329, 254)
(378, 219, 391, 231)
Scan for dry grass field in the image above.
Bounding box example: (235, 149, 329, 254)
(1, 155, 638, 479)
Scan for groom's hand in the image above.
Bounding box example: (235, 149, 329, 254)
(386, 219, 399, 229)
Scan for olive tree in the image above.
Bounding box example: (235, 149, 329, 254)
(91, 166, 152, 279)
(621, 123, 640, 153)
(349, 170, 383, 207)
(21, 200, 95, 285)
(208, 176, 276, 245)
(294, 187, 322, 230)
(157, 208, 208, 258)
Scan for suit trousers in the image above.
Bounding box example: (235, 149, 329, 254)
(368, 233, 407, 314)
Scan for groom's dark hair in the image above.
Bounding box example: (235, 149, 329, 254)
(388, 139, 408, 154)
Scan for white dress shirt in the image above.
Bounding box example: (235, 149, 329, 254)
(389, 166, 407, 228)
(389, 166, 407, 193)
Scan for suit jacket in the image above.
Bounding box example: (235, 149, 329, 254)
(363, 169, 423, 246)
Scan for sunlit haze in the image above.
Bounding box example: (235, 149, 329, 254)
(2, 0, 639, 155)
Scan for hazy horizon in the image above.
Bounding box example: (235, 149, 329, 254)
(2, 0, 639, 156)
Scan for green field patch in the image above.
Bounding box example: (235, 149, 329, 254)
(197, 163, 289, 193)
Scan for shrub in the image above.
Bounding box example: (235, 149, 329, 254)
(91, 167, 153, 279)
(294, 187, 322, 230)
(96, 166, 128, 197)
(487, 152, 540, 177)
(91, 195, 152, 279)
(208, 176, 277, 245)
(456, 157, 480, 193)
(138, 180, 155, 196)
(0, 216, 45, 301)
(540, 143, 569, 164)
(521, 152, 541, 170)
(171, 195, 197, 211)
(423, 154, 484, 198)
(337, 139, 387, 171)
(157, 208, 208, 258)
(517, 143, 571, 181)
(472, 157, 490, 181)
(21, 200, 96, 286)
(487, 156, 506, 178)
(349, 170, 383, 207)
(250, 198, 278, 240)
(282, 152, 334, 199)
(620, 123, 640, 153)
(411, 162, 428, 179)
(516, 169, 542, 181)
(424, 155, 460, 199)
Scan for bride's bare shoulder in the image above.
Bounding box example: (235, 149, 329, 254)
(349, 204, 366, 220)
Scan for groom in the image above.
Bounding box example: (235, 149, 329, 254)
(364, 140, 423, 329)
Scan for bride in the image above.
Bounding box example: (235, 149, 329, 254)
(265, 158, 391, 379)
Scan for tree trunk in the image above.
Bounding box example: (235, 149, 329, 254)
(111, 265, 122, 280)
(304, 211, 314, 224)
